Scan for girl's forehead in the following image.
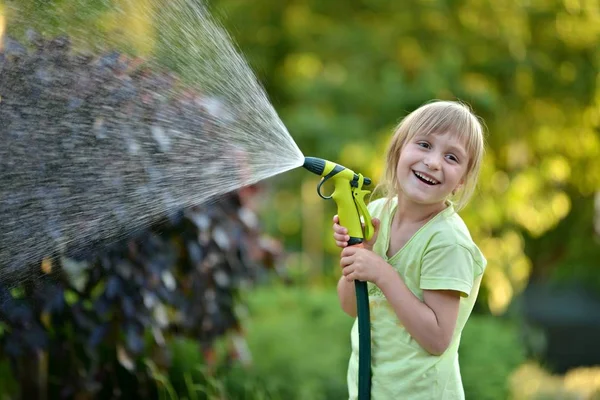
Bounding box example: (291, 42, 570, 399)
(415, 130, 466, 144)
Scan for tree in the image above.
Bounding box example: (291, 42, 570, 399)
(213, 0, 600, 313)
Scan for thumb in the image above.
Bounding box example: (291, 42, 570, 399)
(366, 217, 381, 246)
(372, 217, 381, 230)
(372, 217, 381, 236)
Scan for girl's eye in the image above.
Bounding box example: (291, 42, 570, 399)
(417, 142, 430, 149)
(446, 154, 459, 163)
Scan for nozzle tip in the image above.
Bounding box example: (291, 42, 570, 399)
(303, 157, 326, 176)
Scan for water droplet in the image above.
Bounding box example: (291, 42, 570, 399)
(151, 125, 170, 152)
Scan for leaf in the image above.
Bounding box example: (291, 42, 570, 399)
(105, 276, 121, 299)
(125, 325, 144, 355)
(41, 257, 53, 274)
(161, 271, 176, 292)
(117, 345, 135, 372)
(88, 324, 108, 347)
(212, 226, 231, 250)
(40, 311, 51, 329)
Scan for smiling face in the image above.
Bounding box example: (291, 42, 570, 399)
(395, 131, 469, 208)
(379, 101, 484, 212)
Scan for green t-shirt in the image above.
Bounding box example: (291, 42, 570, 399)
(347, 197, 486, 400)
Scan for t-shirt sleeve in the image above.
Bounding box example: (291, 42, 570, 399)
(420, 244, 478, 297)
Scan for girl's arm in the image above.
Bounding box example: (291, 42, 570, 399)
(337, 276, 357, 317)
(376, 266, 460, 355)
(340, 247, 461, 354)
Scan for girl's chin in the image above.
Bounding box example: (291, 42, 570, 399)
(400, 193, 446, 207)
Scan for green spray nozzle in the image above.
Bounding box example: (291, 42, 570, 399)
(303, 157, 374, 244)
(303, 157, 371, 185)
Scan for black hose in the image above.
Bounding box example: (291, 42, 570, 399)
(355, 280, 371, 400)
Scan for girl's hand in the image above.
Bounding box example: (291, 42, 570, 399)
(340, 247, 390, 284)
(332, 215, 381, 250)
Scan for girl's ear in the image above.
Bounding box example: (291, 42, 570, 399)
(452, 181, 464, 196)
(454, 171, 468, 194)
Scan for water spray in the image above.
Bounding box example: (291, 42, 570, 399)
(2, 1, 375, 397)
(302, 156, 373, 400)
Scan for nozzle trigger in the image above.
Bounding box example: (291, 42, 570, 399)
(353, 174, 374, 241)
(317, 177, 332, 199)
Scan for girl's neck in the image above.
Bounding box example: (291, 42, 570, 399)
(393, 195, 448, 227)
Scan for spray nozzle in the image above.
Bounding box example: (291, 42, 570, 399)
(302, 157, 327, 175)
(303, 157, 372, 186)
(302, 156, 374, 241)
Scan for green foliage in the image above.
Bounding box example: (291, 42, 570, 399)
(0, 358, 18, 399)
(3, 0, 116, 51)
(211, 0, 600, 312)
(241, 284, 353, 400)
(151, 285, 354, 400)
(158, 339, 280, 400)
(0, 185, 276, 398)
(460, 315, 527, 400)
(168, 286, 527, 400)
(510, 362, 600, 400)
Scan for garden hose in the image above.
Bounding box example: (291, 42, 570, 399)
(303, 156, 374, 400)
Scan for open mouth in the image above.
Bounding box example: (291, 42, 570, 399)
(413, 171, 440, 185)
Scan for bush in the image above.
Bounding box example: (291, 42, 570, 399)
(460, 315, 527, 400)
(158, 284, 352, 399)
(171, 284, 352, 400)
(0, 358, 18, 399)
(241, 285, 354, 400)
(179, 286, 525, 400)
(510, 362, 600, 400)
(0, 189, 278, 399)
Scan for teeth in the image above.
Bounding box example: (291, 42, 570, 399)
(414, 171, 439, 185)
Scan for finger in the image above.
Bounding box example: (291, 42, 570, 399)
(348, 270, 366, 282)
(335, 240, 347, 248)
(333, 215, 339, 223)
(372, 218, 381, 230)
(341, 246, 357, 257)
(333, 227, 348, 238)
(362, 217, 379, 227)
(340, 256, 352, 268)
(366, 218, 381, 245)
(372, 218, 381, 237)
(333, 223, 348, 235)
(333, 232, 349, 242)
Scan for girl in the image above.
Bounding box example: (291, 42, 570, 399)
(333, 100, 486, 399)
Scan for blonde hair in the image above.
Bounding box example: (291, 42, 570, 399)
(374, 100, 485, 211)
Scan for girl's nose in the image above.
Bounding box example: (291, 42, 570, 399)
(424, 154, 441, 170)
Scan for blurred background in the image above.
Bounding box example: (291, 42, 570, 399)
(1, 0, 600, 399)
